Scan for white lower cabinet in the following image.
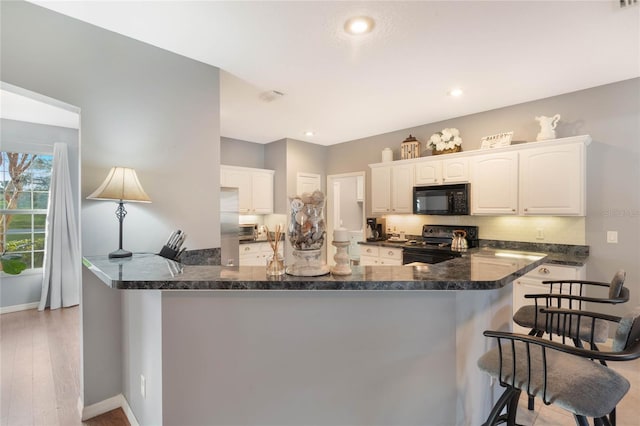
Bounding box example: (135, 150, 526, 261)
(512, 263, 586, 334)
(239, 242, 283, 266)
(360, 246, 403, 265)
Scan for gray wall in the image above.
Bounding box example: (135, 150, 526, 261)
(1, 0, 221, 411)
(123, 291, 163, 426)
(1, 1, 221, 254)
(1, 118, 80, 309)
(264, 139, 288, 214)
(220, 137, 265, 169)
(327, 78, 640, 317)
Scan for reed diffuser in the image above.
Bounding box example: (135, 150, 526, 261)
(265, 225, 285, 276)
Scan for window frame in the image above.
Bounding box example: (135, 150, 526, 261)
(1, 151, 53, 274)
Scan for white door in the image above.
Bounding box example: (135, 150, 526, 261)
(297, 172, 321, 195)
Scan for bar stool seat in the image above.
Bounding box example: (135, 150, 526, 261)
(478, 338, 629, 418)
(478, 306, 640, 426)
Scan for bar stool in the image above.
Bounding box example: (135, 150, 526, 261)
(513, 270, 629, 413)
(478, 306, 640, 426)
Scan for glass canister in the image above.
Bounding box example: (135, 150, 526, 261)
(286, 190, 330, 276)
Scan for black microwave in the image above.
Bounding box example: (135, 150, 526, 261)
(413, 183, 470, 215)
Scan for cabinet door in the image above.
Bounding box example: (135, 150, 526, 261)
(359, 255, 378, 265)
(471, 152, 518, 215)
(442, 157, 469, 184)
(391, 164, 414, 213)
(512, 277, 548, 334)
(251, 171, 274, 214)
(371, 167, 392, 213)
(519, 143, 585, 215)
(414, 160, 442, 185)
(221, 167, 252, 213)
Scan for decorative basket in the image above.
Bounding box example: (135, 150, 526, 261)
(432, 145, 462, 155)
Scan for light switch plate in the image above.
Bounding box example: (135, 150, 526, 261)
(607, 231, 618, 244)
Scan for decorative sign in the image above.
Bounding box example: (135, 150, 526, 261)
(480, 131, 514, 149)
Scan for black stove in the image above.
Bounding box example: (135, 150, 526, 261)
(402, 224, 479, 265)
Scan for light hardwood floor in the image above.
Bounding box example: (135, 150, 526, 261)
(1, 307, 128, 426)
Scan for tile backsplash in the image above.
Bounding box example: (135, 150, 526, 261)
(383, 215, 586, 245)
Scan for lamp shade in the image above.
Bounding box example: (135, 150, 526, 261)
(87, 167, 151, 202)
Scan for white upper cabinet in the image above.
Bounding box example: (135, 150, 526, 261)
(519, 142, 585, 215)
(371, 164, 414, 214)
(415, 157, 469, 185)
(370, 135, 589, 216)
(414, 160, 441, 185)
(391, 164, 414, 213)
(221, 165, 275, 214)
(471, 152, 519, 215)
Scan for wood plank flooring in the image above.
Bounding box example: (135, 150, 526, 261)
(1, 307, 128, 426)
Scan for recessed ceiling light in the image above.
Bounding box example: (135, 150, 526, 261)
(304, 131, 315, 137)
(344, 16, 375, 35)
(449, 88, 464, 97)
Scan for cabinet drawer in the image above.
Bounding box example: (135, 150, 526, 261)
(524, 264, 577, 281)
(240, 244, 261, 255)
(379, 247, 402, 260)
(361, 246, 379, 257)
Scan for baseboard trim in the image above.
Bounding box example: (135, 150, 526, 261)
(0, 302, 38, 314)
(80, 394, 139, 426)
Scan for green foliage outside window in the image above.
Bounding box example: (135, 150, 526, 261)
(1, 152, 52, 273)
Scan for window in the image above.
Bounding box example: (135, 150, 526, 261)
(1, 152, 53, 271)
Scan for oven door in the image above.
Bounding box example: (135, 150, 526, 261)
(402, 248, 457, 265)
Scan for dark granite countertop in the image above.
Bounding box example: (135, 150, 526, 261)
(359, 239, 588, 267)
(83, 248, 546, 291)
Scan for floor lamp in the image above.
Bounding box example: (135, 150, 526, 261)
(87, 167, 151, 258)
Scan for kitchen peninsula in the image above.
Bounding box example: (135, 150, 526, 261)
(83, 249, 546, 426)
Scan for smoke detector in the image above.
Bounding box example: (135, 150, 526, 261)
(259, 90, 285, 103)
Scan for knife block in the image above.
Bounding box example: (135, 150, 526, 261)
(158, 245, 180, 261)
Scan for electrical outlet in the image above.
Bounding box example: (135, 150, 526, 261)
(140, 374, 146, 399)
(535, 228, 544, 240)
(607, 231, 618, 244)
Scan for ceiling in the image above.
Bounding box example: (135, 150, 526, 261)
(31, 1, 639, 146)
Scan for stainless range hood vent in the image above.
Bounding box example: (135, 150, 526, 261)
(620, 0, 638, 7)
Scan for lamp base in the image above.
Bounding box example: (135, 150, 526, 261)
(109, 249, 132, 258)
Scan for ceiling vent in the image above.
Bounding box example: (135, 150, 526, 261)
(259, 90, 285, 103)
(620, 0, 638, 7)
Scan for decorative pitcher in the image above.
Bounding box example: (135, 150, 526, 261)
(535, 114, 561, 141)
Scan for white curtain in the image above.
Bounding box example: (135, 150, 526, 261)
(39, 143, 80, 311)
